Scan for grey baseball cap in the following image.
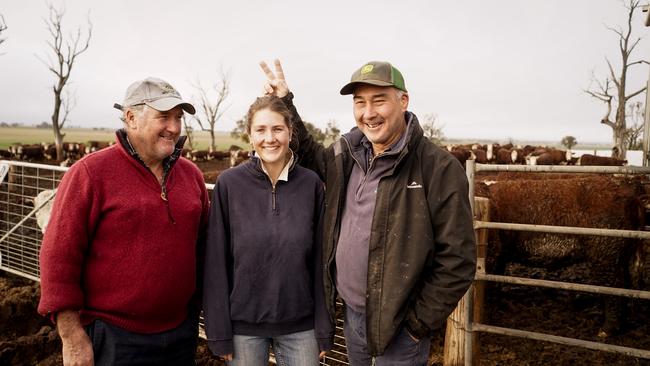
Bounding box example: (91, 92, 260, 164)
(340, 61, 407, 95)
(113, 77, 196, 114)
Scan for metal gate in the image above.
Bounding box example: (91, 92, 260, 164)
(457, 161, 650, 364)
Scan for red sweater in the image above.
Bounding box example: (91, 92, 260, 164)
(38, 138, 210, 333)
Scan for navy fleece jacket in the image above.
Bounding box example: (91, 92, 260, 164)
(202, 157, 333, 355)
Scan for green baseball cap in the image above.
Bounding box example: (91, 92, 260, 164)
(113, 77, 196, 115)
(340, 61, 407, 95)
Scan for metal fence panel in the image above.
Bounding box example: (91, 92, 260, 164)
(0, 160, 350, 365)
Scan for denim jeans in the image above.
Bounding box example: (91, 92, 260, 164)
(343, 306, 430, 366)
(84, 315, 198, 366)
(227, 329, 320, 366)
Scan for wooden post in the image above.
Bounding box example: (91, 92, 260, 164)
(472, 197, 489, 364)
(443, 197, 490, 366)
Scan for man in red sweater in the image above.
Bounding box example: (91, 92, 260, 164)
(38, 77, 210, 366)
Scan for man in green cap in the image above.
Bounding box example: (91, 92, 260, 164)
(261, 60, 476, 365)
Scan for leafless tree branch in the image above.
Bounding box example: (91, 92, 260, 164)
(192, 68, 231, 151)
(38, 3, 92, 160)
(626, 86, 647, 100)
(586, 0, 644, 160)
(628, 59, 649, 67)
(0, 14, 8, 55)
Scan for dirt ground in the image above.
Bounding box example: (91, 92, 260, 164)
(1, 160, 649, 365)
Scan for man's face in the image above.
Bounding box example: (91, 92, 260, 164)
(127, 105, 182, 166)
(352, 85, 409, 155)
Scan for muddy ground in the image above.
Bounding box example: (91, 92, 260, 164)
(1, 161, 649, 365)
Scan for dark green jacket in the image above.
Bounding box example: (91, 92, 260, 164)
(283, 93, 476, 355)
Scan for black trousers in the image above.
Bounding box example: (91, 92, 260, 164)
(84, 315, 198, 366)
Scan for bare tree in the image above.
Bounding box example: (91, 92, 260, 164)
(0, 14, 7, 54)
(325, 119, 341, 142)
(37, 4, 92, 161)
(193, 70, 230, 152)
(585, 0, 648, 159)
(624, 101, 645, 150)
(182, 115, 197, 151)
(421, 113, 445, 145)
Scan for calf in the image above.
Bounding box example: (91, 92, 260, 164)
(229, 149, 250, 167)
(20, 144, 45, 161)
(190, 150, 211, 162)
(578, 154, 627, 166)
(33, 189, 56, 234)
(85, 141, 112, 155)
(210, 150, 230, 161)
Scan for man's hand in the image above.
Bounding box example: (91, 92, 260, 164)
(57, 311, 94, 366)
(259, 59, 289, 98)
(220, 353, 233, 361)
(319, 351, 327, 359)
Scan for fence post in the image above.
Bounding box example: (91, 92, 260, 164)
(472, 197, 490, 364)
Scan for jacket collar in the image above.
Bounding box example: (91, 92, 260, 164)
(244, 150, 299, 181)
(116, 128, 187, 175)
(342, 111, 423, 169)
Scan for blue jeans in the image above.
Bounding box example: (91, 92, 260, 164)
(227, 329, 320, 366)
(84, 315, 198, 366)
(343, 306, 430, 366)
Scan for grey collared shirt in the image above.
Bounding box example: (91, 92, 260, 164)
(335, 121, 410, 312)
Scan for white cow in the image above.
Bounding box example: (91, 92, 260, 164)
(33, 189, 56, 234)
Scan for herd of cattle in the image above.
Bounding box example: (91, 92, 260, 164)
(445, 143, 628, 166)
(0, 142, 251, 168)
(0, 141, 629, 169)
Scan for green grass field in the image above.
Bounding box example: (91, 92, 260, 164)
(0, 127, 247, 151)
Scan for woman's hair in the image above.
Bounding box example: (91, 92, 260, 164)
(245, 96, 292, 134)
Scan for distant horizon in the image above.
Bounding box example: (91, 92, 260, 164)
(0, 123, 619, 147)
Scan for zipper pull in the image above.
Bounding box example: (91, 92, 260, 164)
(161, 191, 168, 201)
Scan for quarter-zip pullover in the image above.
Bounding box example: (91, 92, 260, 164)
(203, 156, 333, 355)
(38, 132, 210, 333)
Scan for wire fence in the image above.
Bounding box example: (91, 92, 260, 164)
(0, 161, 66, 282)
(0, 160, 351, 365)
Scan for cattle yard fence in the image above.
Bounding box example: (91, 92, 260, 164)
(3, 158, 650, 365)
(449, 161, 650, 365)
(0, 160, 350, 366)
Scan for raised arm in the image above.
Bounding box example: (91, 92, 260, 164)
(259, 59, 332, 180)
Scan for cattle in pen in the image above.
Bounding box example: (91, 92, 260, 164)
(482, 175, 645, 338)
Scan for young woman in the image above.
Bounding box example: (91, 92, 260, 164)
(202, 96, 333, 365)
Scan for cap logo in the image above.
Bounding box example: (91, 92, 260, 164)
(361, 64, 374, 74)
(160, 82, 175, 94)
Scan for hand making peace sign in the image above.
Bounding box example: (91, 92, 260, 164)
(259, 59, 290, 98)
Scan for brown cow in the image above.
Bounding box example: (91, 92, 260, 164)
(578, 154, 627, 166)
(485, 176, 644, 337)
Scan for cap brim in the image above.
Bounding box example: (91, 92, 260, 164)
(146, 97, 196, 115)
(340, 80, 394, 95)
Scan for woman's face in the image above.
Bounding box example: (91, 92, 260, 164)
(249, 108, 290, 168)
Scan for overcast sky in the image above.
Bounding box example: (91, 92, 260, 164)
(1, 0, 649, 144)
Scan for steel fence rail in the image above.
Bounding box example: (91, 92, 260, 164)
(472, 323, 650, 360)
(475, 221, 650, 239)
(476, 273, 650, 300)
(475, 163, 650, 174)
